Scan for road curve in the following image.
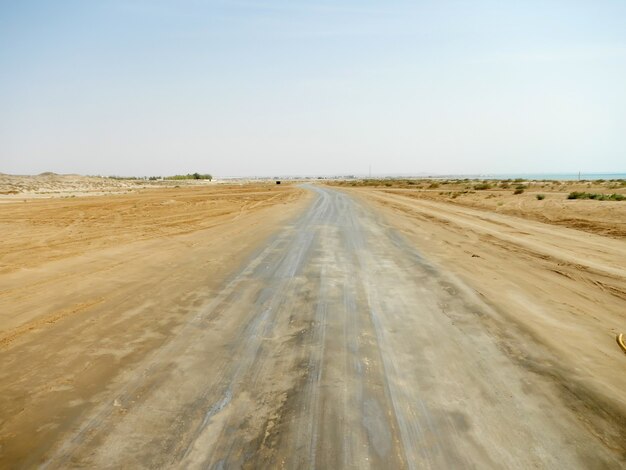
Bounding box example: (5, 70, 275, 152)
(41, 185, 620, 468)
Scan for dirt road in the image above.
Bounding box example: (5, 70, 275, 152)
(1, 185, 623, 468)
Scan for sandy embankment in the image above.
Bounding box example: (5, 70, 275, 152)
(332, 178, 626, 237)
(0, 172, 237, 201)
(0, 172, 159, 199)
(347, 187, 626, 450)
(0, 184, 309, 465)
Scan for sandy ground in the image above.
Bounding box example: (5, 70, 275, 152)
(0, 173, 287, 201)
(0, 184, 308, 465)
(0, 183, 624, 467)
(330, 178, 626, 238)
(343, 186, 626, 453)
(0, 172, 275, 203)
(0, 172, 173, 199)
(0, 184, 297, 277)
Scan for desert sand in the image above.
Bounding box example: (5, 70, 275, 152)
(332, 180, 626, 458)
(0, 172, 167, 199)
(331, 178, 626, 235)
(0, 183, 308, 465)
(0, 179, 624, 467)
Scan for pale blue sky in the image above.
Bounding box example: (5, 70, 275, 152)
(1, 1, 625, 177)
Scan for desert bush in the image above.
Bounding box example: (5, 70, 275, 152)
(513, 188, 524, 195)
(166, 173, 212, 180)
(428, 182, 440, 189)
(536, 194, 545, 200)
(473, 183, 491, 190)
(108, 175, 136, 180)
(567, 192, 625, 201)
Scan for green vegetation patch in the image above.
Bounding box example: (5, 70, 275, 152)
(165, 173, 213, 181)
(567, 192, 625, 201)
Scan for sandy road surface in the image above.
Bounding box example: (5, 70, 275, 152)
(1, 185, 624, 468)
(347, 188, 626, 438)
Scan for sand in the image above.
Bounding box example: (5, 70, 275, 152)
(330, 178, 626, 237)
(340, 184, 626, 454)
(0, 179, 624, 466)
(0, 183, 309, 465)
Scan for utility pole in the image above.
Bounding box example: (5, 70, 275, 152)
(369, 164, 371, 178)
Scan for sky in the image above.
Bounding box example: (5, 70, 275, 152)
(1, 1, 625, 177)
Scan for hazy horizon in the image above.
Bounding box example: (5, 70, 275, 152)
(4, 170, 626, 180)
(1, 1, 625, 177)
